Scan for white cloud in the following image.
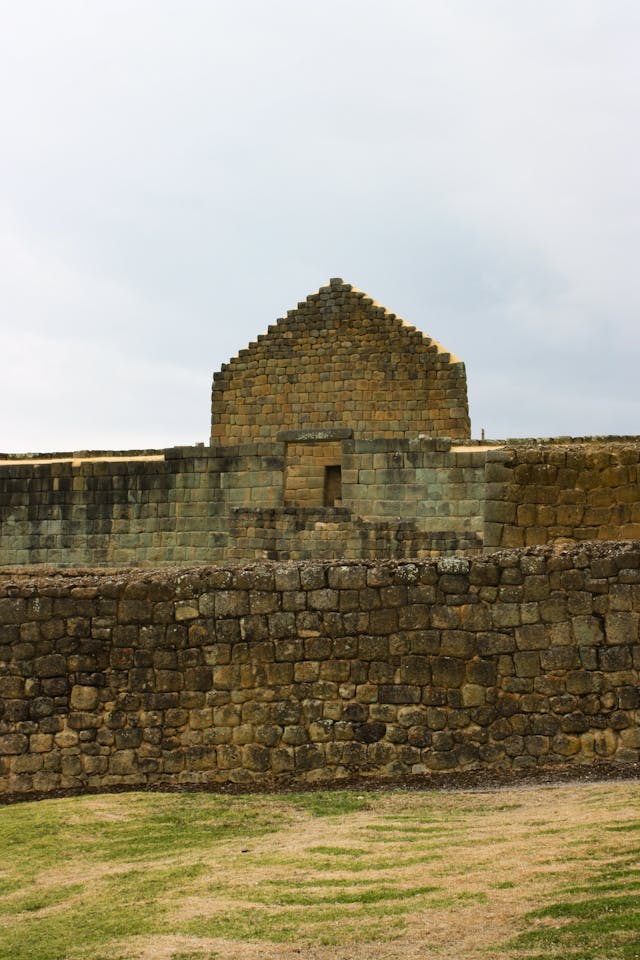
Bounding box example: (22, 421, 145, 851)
(0, 0, 638, 448)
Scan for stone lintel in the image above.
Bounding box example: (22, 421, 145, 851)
(277, 429, 353, 443)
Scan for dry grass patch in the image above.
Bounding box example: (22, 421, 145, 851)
(0, 780, 638, 960)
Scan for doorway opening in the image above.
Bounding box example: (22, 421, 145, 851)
(323, 465, 342, 507)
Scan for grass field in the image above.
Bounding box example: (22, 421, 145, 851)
(0, 780, 639, 960)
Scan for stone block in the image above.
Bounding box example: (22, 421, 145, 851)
(540, 646, 580, 671)
(398, 655, 431, 685)
(515, 623, 548, 650)
(215, 591, 249, 617)
(476, 631, 515, 655)
(566, 670, 603, 695)
(110, 750, 139, 775)
(513, 651, 540, 677)
(328, 565, 367, 589)
(242, 744, 270, 771)
(618, 685, 640, 709)
(70, 685, 100, 710)
(184, 667, 212, 691)
(0, 734, 28, 755)
(308, 589, 339, 611)
(485, 501, 517, 524)
(0, 676, 25, 699)
(295, 661, 319, 683)
(439, 631, 474, 658)
(268, 612, 297, 638)
(299, 565, 327, 590)
(461, 684, 485, 707)
(0, 598, 26, 624)
(117, 599, 153, 623)
(271, 747, 295, 773)
(368, 608, 398, 634)
(463, 659, 494, 687)
(379, 684, 421, 704)
(398, 605, 429, 630)
(431, 656, 465, 688)
(358, 635, 389, 660)
(249, 591, 280, 614)
(294, 744, 325, 771)
(605, 612, 639, 645)
(572, 616, 604, 645)
(491, 605, 520, 629)
(620, 728, 640, 749)
(599, 645, 633, 671)
(32, 655, 67, 678)
(239, 615, 269, 642)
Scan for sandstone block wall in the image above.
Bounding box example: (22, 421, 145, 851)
(224, 508, 481, 562)
(283, 441, 343, 507)
(343, 439, 485, 528)
(0, 447, 284, 567)
(0, 441, 485, 566)
(210, 278, 470, 444)
(484, 442, 640, 550)
(1, 542, 638, 798)
(3, 439, 640, 567)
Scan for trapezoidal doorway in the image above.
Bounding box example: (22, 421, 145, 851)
(283, 440, 343, 508)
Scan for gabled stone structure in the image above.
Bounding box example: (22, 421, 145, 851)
(1, 282, 640, 799)
(1, 279, 639, 567)
(211, 278, 470, 445)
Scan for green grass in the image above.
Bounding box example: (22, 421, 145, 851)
(182, 899, 414, 945)
(168, 953, 218, 960)
(243, 882, 441, 907)
(306, 845, 369, 856)
(0, 793, 281, 874)
(0, 793, 286, 960)
(506, 848, 640, 960)
(285, 789, 372, 817)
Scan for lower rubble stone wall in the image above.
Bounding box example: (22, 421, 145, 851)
(0, 540, 639, 798)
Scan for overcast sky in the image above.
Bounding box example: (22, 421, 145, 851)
(1, 1, 639, 452)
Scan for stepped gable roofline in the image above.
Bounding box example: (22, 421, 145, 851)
(215, 277, 463, 375)
(319, 278, 463, 365)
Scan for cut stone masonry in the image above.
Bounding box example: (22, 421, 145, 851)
(0, 280, 638, 797)
(0, 279, 639, 566)
(211, 278, 471, 444)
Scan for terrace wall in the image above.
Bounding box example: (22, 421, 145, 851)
(0, 440, 485, 566)
(2, 438, 640, 567)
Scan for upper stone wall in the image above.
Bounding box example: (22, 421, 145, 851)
(210, 278, 470, 444)
(0, 441, 483, 566)
(484, 441, 640, 551)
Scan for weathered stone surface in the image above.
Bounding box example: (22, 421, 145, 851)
(432, 657, 465, 688)
(0, 544, 638, 796)
(33, 655, 67, 678)
(69, 685, 100, 711)
(0, 734, 28, 755)
(355, 722, 386, 743)
(605, 613, 639, 646)
(175, 602, 199, 621)
(215, 591, 249, 618)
